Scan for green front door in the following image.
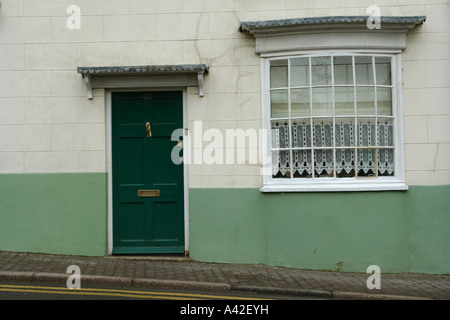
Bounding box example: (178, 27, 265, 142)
(112, 91, 184, 254)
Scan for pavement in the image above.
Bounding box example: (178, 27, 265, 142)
(0, 251, 448, 300)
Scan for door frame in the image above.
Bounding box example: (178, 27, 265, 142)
(106, 88, 189, 255)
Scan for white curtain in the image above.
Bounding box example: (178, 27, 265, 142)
(271, 119, 394, 177)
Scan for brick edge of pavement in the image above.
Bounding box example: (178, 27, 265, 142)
(0, 270, 434, 300)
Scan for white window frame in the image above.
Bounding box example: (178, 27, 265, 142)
(260, 49, 407, 192)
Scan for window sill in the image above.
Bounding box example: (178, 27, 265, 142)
(260, 181, 408, 193)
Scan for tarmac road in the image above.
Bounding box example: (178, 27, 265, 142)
(0, 280, 325, 319)
(0, 281, 322, 301)
(0, 280, 438, 320)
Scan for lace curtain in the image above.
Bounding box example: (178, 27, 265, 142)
(271, 119, 394, 178)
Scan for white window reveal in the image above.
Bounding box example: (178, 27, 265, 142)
(239, 16, 426, 191)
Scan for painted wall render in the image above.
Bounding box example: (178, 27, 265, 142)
(0, 173, 107, 256)
(0, 0, 449, 273)
(189, 186, 450, 274)
(0, 0, 448, 184)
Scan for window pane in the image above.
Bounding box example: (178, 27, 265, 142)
(378, 148, 394, 176)
(291, 58, 309, 87)
(357, 148, 376, 177)
(334, 56, 353, 85)
(311, 57, 331, 86)
(291, 119, 311, 148)
(314, 149, 334, 177)
(272, 150, 290, 178)
(271, 119, 290, 148)
(313, 118, 333, 147)
(357, 118, 376, 146)
(312, 87, 332, 116)
(377, 118, 394, 147)
(335, 118, 355, 147)
(377, 87, 392, 115)
(356, 87, 375, 115)
(375, 56, 391, 85)
(355, 56, 374, 85)
(292, 149, 312, 178)
(336, 149, 355, 178)
(267, 55, 398, 183)
(291, 88, 310, 117)
(270, 90, 289, 118)
(270, 60, 288, 88)
(335, 86, 354, 115)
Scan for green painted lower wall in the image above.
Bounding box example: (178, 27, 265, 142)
(189, 186, 450, 274)
(0, 173, 107, 256)
(1, 172, 448, 274)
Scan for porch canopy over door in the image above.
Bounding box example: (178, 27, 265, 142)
(77, 64, 209, 99)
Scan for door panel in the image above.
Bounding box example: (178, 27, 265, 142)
(119, 202, 145, 241)
(112, 91, 184, 254)
(153, 202, 179, 240)
(153, 138, 179, 184)
(119, 138, 144, 184)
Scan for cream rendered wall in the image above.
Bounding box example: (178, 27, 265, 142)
(0, 0, 448, 187)
(186, 0, 450, 188)
(0, 0, 106, 173)
(401, 2, 450, 185)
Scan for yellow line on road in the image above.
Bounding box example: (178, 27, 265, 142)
(0, 284, 265, 300)
(0, 287, 197, 300)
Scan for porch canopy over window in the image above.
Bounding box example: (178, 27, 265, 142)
(77, 64, 209, 99)
(239, 16, 426, 53)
